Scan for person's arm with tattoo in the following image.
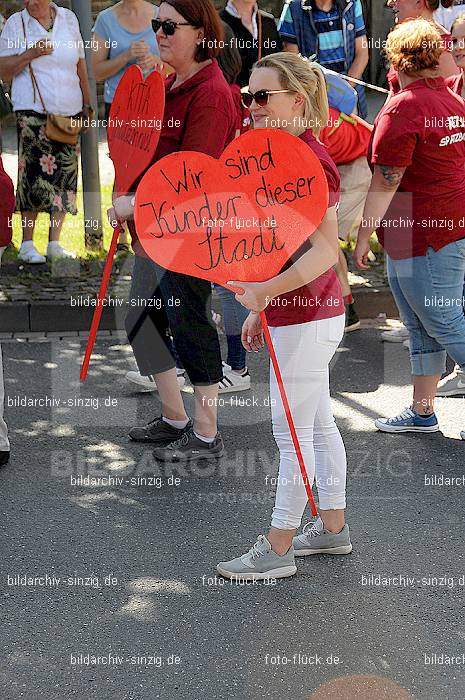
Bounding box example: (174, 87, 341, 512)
(353, 164, 406, 269)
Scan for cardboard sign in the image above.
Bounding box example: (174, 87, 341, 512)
(134, 129, 329, 285)
(108, 65, 165, 194)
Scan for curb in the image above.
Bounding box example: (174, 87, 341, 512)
(0, 286, 399, 333)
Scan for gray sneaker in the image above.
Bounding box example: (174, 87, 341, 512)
(436, 368, 465, 397)
(293, 518, 352, 556)
(217, 535, 297, 581)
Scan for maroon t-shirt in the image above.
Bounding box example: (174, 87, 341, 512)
(265, 129, 344, 327)
(155, 60, 236, 161)
(130, 60, 237, 251)
(369, 77, 465, 259)
(445, 72, 464, 96)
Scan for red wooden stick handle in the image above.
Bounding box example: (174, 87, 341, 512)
(259, 311, 318, 517)
(80, 225, 120, 381)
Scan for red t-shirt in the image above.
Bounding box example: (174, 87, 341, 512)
(320, 107, 373, 165)
(265, 129, 344, 327)
(369, 77, 465, 259)
(387, 32, 453, 95)
(445, 72, 464, 96)
(130, 60, 237, 251)
(0, 156, 14, 248)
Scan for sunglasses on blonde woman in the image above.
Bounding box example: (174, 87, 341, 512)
(151, 19, 192, 36)
(241, 89, 293, 109)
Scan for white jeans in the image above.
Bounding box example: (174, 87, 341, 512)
(0, 345, 9, 451)
(269, 315, 346, 530)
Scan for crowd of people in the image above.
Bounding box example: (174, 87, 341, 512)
(0, 0, 464, 579)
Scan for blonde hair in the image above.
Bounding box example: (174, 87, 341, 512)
(385, 18, 443, 75)
(253, 52, 329, 137)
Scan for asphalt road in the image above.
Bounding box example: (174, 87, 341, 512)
(1, 329, 464, 700)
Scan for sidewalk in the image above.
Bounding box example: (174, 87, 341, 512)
(0, 252, 397, 333)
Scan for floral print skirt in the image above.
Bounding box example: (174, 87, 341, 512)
(16, 110, 78, 215)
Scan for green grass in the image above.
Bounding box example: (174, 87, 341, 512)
(7, 181, 382, 261)
(9, 183, 117, 261)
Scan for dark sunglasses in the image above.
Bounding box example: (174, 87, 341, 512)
(241, 89, 293, 109)
(151, 19, 192, 36)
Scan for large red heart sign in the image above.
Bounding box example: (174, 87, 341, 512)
(134, 129, 329, 284)
(108, 65, 165, 195)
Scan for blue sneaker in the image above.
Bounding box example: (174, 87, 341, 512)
(375, 407, 439, 433)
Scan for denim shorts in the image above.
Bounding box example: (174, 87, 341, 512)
(387, 238, 465, 376)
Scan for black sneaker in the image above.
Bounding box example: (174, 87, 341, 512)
(153, 429, 225, 462)
(0, 451, 10, 467)
(129, 416, 192, 444)
(345, 302, 360, 332)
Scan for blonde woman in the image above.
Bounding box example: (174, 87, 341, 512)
(217, 53, 352, 581)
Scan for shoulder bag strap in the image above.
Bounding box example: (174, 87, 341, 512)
(20, 12, 47, 113)
(257, 11, 263, 62)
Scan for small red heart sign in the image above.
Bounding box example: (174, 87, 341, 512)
(108, 65, 165, 195)
(134, 129, 329, 284)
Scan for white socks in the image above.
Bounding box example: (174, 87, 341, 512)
(162, 416, 189, 430)
(47, 241, 63, 253)
(194, 431, 215, 444)
(20, 240, 35, 251)
(161, 417, 215, 443)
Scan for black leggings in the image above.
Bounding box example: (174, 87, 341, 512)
(125, 256, 222, 386)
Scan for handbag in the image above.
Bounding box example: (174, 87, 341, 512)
(0, 81, 13, 120)
(21, 14, 83, 145)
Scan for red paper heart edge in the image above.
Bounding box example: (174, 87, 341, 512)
(134, 128, 329, 285)
(108, 65, 165, 195)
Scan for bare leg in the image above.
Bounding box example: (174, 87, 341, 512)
(334, 247, 352, 298)
(267, 507, 346, 556)
(154, 368, 188, 422)
(154, 373, 219, 437)
(194, 384, 219, 438)
(412, 375, 441, 415)
(49, 212, 66, 242)
(267, 527, 296, 556)
(21, 210, 38, 243)
(320, 508, 345, 533)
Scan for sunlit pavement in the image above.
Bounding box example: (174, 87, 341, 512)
(1, 328, 464, 699)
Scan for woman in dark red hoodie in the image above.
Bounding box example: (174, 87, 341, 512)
(0, 152, 15, 467)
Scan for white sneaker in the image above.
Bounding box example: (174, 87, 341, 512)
(125, 369, 186, 392)
(436, 368, 465, 397)
(18, 244, 46, 264)
(461, 430, 465, 440)
(46, 243, 76, 260)
(381, 326, 409, 343)
(218, 362, 251, 394)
